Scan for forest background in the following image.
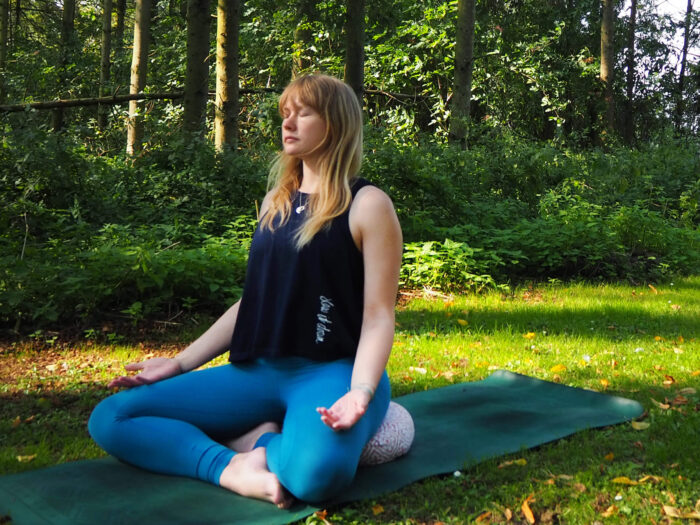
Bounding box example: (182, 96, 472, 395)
(0, 0, 698, 337)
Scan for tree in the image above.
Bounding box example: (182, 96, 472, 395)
(183, 0, 211, 133)
(623, 0, 637, 144)
(0, 0, 9, 103)
(115, 0, 126, 49)
(214, 0, 240, 150)
(98, 0, 113, 130)
(600, 0, 615, 135)
(126, 0, 152, 155)
(675, 0, 693, 130)
(344, 0, 364, 103)
(449, 0, 476, 147)
(52, 0, 76, 131)
(293, 0, 316, 77)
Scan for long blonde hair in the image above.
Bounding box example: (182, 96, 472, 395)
(260, 74, 363, 249)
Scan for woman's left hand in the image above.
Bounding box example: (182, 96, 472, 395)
(316, 389, 372, 431)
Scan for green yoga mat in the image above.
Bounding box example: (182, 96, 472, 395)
(0, 371, 643, 525)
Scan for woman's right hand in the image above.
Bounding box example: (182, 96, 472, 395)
(108, 357, 182, 388)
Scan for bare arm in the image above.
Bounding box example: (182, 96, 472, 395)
(317, 186, 402, 429)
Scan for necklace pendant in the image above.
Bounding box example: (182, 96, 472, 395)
(295, 205, 306, 214)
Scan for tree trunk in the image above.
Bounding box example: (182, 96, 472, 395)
(214, 0, 240, 151)
(343, 0, 364, 104)
(623, 0, 636, 145)
(293, 0, 315, 77)
(115, 0, 126, 49)
(126, 0, 151, 155)
(674, 0, 692, 130)
(183, 0, 211, 133)
(600, 0, 615, 136)
(97, 0, 113, 129)
(449, 0, 476, 148)
(51, 0, 76, 131)
(0, 0, 8, 70)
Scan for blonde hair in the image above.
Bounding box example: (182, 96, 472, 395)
(260, 74, 363, 249)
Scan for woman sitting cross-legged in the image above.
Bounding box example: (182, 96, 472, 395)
(88, 74, 403, 508)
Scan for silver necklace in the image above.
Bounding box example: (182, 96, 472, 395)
(295, 193, 306, 214)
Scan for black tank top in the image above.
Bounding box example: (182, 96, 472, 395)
(228, 178, 372, 362)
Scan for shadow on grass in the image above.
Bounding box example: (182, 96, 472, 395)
(397, 303, 698, 341)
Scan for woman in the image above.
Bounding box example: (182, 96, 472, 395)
(89, 74, 402, 508)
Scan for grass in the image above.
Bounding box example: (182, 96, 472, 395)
(1, 277, 699, 524)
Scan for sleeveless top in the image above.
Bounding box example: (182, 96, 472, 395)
(228, 178, 373, 362)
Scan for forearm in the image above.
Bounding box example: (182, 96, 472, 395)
(350, 307, 395, 397)
(173, 300, 240, 372)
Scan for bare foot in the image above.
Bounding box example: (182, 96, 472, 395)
(219, 448, 294, 508)
(226, 422, 281, 453)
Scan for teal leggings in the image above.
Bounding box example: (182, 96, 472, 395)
(88, 357, 390, 503)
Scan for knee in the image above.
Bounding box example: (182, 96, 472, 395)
(87, 395, 123, 452)
(279, 452, 356, 503)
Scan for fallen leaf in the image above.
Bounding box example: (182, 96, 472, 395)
(409, 366, 427, 375)
(651, 398, 670, 410)
(599, 379, 610, 389)
(693, 370, 700, 377)
(638, 475, 664, 484)
(601, 505, 618, 518)
(521, 495, 536, 524)
(523, 332, 536, 340)
(504, 507, 513, 521)
(679, 387, 696, 395)
(372, 504, 384, 515)
(648, 284, 658, 294)
(540, 509, 556, 524)
(682, 511, 700, 519)
(671, 395, 688, 406)
(670, 304, 681, 311)
(573, 483, 587, 493)
(654, 335, 663, 341)
(457, 319, 468, 326)
(612, 476, 638, 485)
(631, 421, 650, 430)
(12, 416, 21, 428)
(475, 511, 492, 523)
(632, 441, 644, 449)
(314, 509, 328, 520)
(663, 505, 682, 518)
(550, 364, 567, 373)
(498, 458, 527, 468)
(604, 452, 614, 462)
(17, 454, 37, 463)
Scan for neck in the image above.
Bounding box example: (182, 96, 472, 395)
(298, 160, 321, 193)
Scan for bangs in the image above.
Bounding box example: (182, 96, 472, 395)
(278, 76, 327, 115)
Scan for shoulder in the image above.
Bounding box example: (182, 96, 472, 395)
(259, 190, 276, 218)
(349, 184, 401, 245)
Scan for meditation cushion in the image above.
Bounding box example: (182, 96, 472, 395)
(359, 401, 415, 466)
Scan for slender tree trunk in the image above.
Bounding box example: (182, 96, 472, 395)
(293, 0, 315, 77)
(98, 0, 113, 129)
(183, 0, 211, 133)
(0, 0, 8, 103)
(674, 0, 692, 130)
(126, 0, 151, 155)
(600, 0, 615, 136)
(214, 0, 239, 151)
(52, 0, 76, 131)
(449, 0, 476, 148)
(343, 0, 364, 104)
(623, 0, 636, 144)
(115, 0, 126, 49)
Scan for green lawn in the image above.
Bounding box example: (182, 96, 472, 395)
(2, 277, 699, 524)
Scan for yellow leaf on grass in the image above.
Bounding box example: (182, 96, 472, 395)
(648, 284, 658, 294)
(654, 335, 663, 341)
(475, 511, 492, 523)
(601, 505, 618, 517)
(679, 387, 697, 395)
(521, 495, 536, 524)
(638, 475, 664, 484)
(692, 370, 700, 377)
(498, 458, 527, 468)
(504, 508, 513, 521)
(17, 454, 37, 463)
(651, 398, 671, 410)
(12, 416, 21, 428)
(604, 452, 615, 462)
(663, 505, 682, 518)
(372, 504, 384, 515)
(612, 476, 638, 485)
(523, 332, 536, 340)
(631, 421, 650, 430)
(550, 364, 567, 373)
(599, 379, 610, 389)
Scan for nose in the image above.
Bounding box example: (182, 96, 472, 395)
(283, 114, 296, 130)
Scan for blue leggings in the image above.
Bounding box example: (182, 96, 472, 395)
(88, 357, 390, 502)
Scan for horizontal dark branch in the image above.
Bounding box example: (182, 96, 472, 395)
(0, 88, 283, 113)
